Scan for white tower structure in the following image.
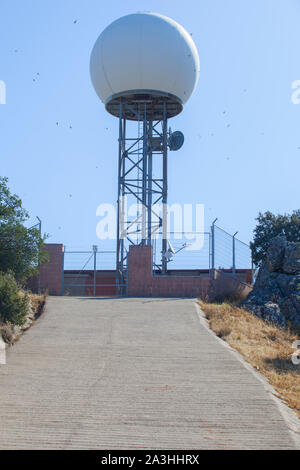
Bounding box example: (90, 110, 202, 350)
(90, 12, 200, 290)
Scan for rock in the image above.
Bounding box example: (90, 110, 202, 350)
(282, 242, 300, 274)
(277, 273, 300, 299)
(244, 303, 263, 319)
(243, 236, 300, 327)
(244, 275, 281, 305)
(266, 235, 286, 272)
(279, 295, 300, 326)
(260, 302, 287, 327)
(254, 264, 272, 288)
(245, 302, 286, 327)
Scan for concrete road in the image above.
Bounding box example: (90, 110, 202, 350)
(0, 297, 299, 449)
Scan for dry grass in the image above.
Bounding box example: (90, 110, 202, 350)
(199, 300, 300, 419)
(29, 293, 46, 318)
(0, 293, 46, 345)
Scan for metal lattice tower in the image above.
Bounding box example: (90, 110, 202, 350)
(113, 94, 182, 287)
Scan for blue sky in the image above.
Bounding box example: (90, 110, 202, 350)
(0, 0, 299, 250)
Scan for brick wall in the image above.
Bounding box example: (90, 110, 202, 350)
(128, 245, 252, 300)
(39, 244, 64, 295)
(128, 245, 211, 298)
(32, 244, 251, 299)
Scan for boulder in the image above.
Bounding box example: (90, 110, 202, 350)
(278, 295, 300, 326)
(282, 242, 300, 274)
(243, 236, 300, 327)
(261, 302, 287, 327)
(245, 302, 286, 327)
(266, 235, 286, 272)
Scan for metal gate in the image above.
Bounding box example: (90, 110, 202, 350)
(61, 247, 127, 297)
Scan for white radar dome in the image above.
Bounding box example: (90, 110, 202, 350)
(90, 12, 200, 119)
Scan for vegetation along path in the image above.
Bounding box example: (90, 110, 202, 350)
(0, 297, 299, 449)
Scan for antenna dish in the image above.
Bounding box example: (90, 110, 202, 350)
(168, 241, 176, 254)
(168, 131, 184, 151)
(163, 241, 175, 262)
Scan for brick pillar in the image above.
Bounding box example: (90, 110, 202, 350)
(39, 244, 64, 296)
(128, 245, 153, 296)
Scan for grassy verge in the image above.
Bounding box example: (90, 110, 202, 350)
(199, 300, 300, 419)
(0, 293, 47, 345)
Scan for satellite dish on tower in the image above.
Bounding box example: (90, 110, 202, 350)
(168, 130, 185, 151)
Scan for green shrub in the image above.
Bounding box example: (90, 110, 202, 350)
(0, 272, 29, 326)
(0, 177, 49, 282)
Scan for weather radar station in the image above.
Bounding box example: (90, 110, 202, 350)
(90, 12, 200, 289)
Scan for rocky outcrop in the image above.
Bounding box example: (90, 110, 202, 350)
(243, 236, 300, 327)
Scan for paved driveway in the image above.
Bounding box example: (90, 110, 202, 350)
(0, 297, 298, 449)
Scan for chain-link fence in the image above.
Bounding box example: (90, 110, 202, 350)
(152, 231, 211, 270)
(62, 248, 123, 296)
(212, 223, 253, 283)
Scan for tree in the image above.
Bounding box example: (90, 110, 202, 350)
(0, 176, 27, 222)
(0, 272, 29, 325)
(250, 210, 300, 266)
(0, 177, 49, 282)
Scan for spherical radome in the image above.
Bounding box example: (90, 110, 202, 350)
(90, 12, 200, 110)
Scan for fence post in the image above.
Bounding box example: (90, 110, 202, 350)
(93, 245, 98, 297)
(232, 231, 238, 278)
(251, 247, 255, 285)
(208, 232, 211, 274)
(61, 246, 65, 296)
(211, 218, 218, 279)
